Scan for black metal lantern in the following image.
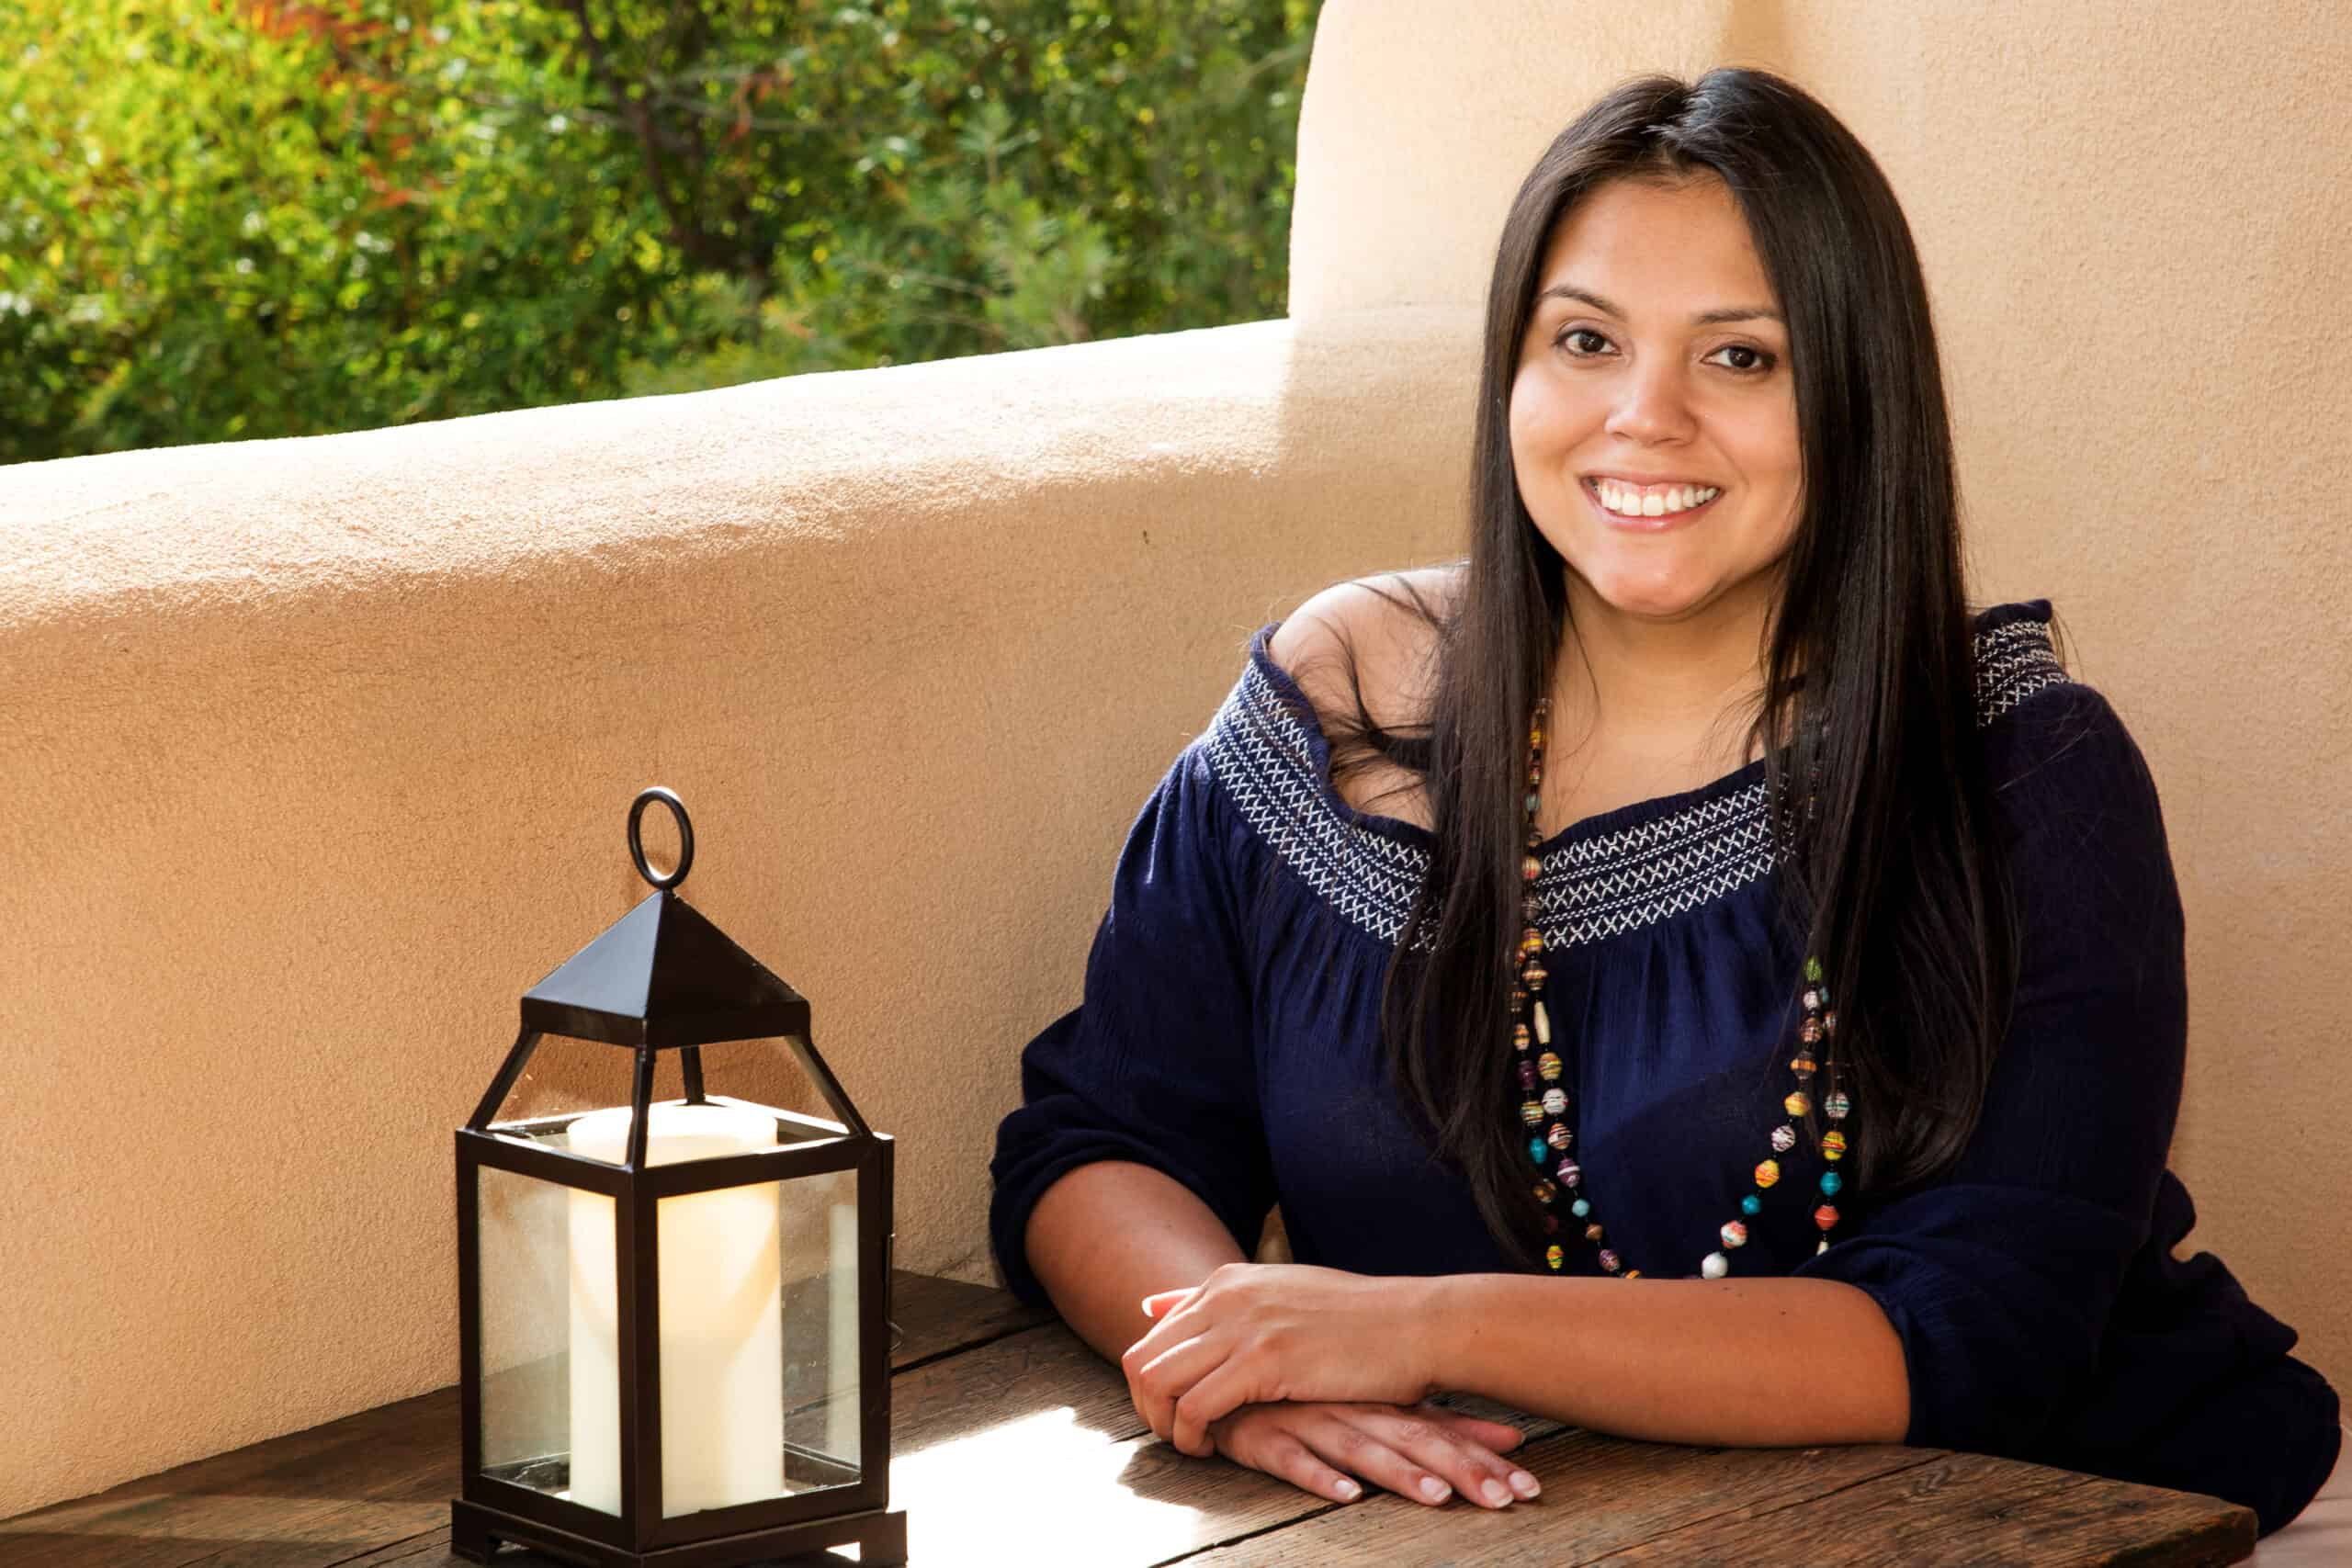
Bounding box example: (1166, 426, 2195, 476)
(451, 787, 905, 1567)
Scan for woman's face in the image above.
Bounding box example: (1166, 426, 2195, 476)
(1510, 174, 1802, 627)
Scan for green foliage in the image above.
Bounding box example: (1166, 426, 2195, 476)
(0, 0, 1319, 465)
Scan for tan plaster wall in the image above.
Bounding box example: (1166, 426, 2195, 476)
(4, 0, 2346, 1527)
(1290, 0, 2352, 1404)
(0, 310, 1487, 1521)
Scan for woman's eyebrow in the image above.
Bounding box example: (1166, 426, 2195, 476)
(1534, 284, 1782, 326)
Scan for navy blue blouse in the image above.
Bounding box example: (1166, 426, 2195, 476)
(989, 599, 2341, 1536)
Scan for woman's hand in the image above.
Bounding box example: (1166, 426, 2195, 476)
(1120, 1262, 1443, 1457)
(1204, 1400, 1544, 1511)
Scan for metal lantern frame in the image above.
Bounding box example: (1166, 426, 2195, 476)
(451, 788, 905, 1568)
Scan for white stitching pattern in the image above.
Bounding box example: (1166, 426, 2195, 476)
(1203, 608, 2072, 952)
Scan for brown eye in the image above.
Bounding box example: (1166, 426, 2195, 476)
(1711, 344, 1777, 374)
(1555, 327, 1610, 355)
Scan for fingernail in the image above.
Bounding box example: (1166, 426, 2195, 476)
(1335, 1479, 1361, 1501)
(1419, 1476, 1450, 1503)
(1510, 1470, 1541, 1497)
(1481, 1478, 1511, 1506)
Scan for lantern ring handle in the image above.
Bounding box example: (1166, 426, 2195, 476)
(628, 788, 695, 891)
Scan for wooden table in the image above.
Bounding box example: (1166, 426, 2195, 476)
(0, 1271, 2258, 1566)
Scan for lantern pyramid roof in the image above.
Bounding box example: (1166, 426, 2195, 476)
(521, 888, 813, 1050)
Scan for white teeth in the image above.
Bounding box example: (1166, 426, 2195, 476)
(1592, 479, 1720, 518)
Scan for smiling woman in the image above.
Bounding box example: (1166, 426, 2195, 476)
(1512, 175, 1801, 636)
(989, 64, 2344, 1551)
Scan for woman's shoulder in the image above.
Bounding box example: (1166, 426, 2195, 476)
(1261, 564, 1461, 730)
(1963, 601, 2173, 847)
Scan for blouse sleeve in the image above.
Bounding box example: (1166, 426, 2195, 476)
(988, 733, 1276, 1311)
(1792, 680, 2188, 1457)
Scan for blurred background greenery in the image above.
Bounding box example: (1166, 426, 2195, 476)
(0, 0, 1320, 466)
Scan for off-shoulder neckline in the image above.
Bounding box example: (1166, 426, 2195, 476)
(1239, 598, 2059, 860)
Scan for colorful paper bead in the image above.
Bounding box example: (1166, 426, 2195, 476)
(1814, 1204, 1839, 1231)
(1754, 1159, 1781, 1189)
(1542, 1089, 1567, 1116)
(1821, 1130, 1847, 1160)
(1789, 1055, 1816, 1077)
(1599, 1249, 1621, 1272)
(1824, 1010, 1838, 1036)
(1555, 1160, 1581, 1189)
(1522, 963, 1548, 988)
(1783, 1091, 1812, 1117)
(1538, 1051, 1564, 1081)
(1800, 1018, 1824, 1044)
(1720, 1220, 1747, 1248)
(1521, 1100, 1544, 1126)
(1702, 1251, 1729, 1279)
(1522, 854, 1542, 883)
(1770, 1123, 1796, 1154)
(1803, 988, 1820, 1010)
(1546, 1244, 1564, 1270)
(1513, 1022, 1531, 1051)
(1547, 1122, 1574, 1151)
(1532, 1179, 1555, 1203)
(1521, 927, 1545, 957)
(1520, 1061, 1538, 1090)
(1826, 1092, 1850, 1122)
(1585, 1223, 1604, 1243)
(1804, 956, 1824, 983)
(1821, 1171, 1842, 1196)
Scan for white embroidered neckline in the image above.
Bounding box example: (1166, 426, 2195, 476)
(1203, 604, 2073, 951)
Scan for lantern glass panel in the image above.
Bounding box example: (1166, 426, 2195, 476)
(777, 1163, 864, 1499)
(616, 1161, 864, 1519)
(476, 1163, 620, 1516)
(479, 1033, 643, 1155)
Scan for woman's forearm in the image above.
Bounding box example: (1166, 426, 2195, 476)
(1423, 1273, 1911, 1448)
(1023, 1160, 1251, 1365)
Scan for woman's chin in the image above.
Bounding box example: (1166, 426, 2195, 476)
(1575, 567, 1719, 623)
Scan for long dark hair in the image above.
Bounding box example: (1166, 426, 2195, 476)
(1283, 67, 2033, 1270)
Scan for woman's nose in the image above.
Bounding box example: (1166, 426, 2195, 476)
(1603, 361, 1699, 444)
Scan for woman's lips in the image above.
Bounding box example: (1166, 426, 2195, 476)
(1582, 477, 1720, 533)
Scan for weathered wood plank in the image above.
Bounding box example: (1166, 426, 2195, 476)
(887, 1269, 1055, 1371)
(1172, 1427, 1949, 1566)
(1590, 1450, 2256, 1567)
(0, 1271, 2263, 1568)
(0, 1388, 458, 1568)
(893, 1322, 1136, 1453)
(0, 1269, 1024, 1568)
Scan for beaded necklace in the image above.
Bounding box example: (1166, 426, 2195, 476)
(1515, 694, 1851, 1278)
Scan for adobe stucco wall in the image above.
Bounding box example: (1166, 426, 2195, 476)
(0, 307, 1487, 1521)
(1291, 0, 2352, 1406)
(3, 0, 2346, 1527)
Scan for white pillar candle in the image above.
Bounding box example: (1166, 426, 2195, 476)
(562, 1100, 784, 1517)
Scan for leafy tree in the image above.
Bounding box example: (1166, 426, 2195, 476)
(0, 0, 1318, 465)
